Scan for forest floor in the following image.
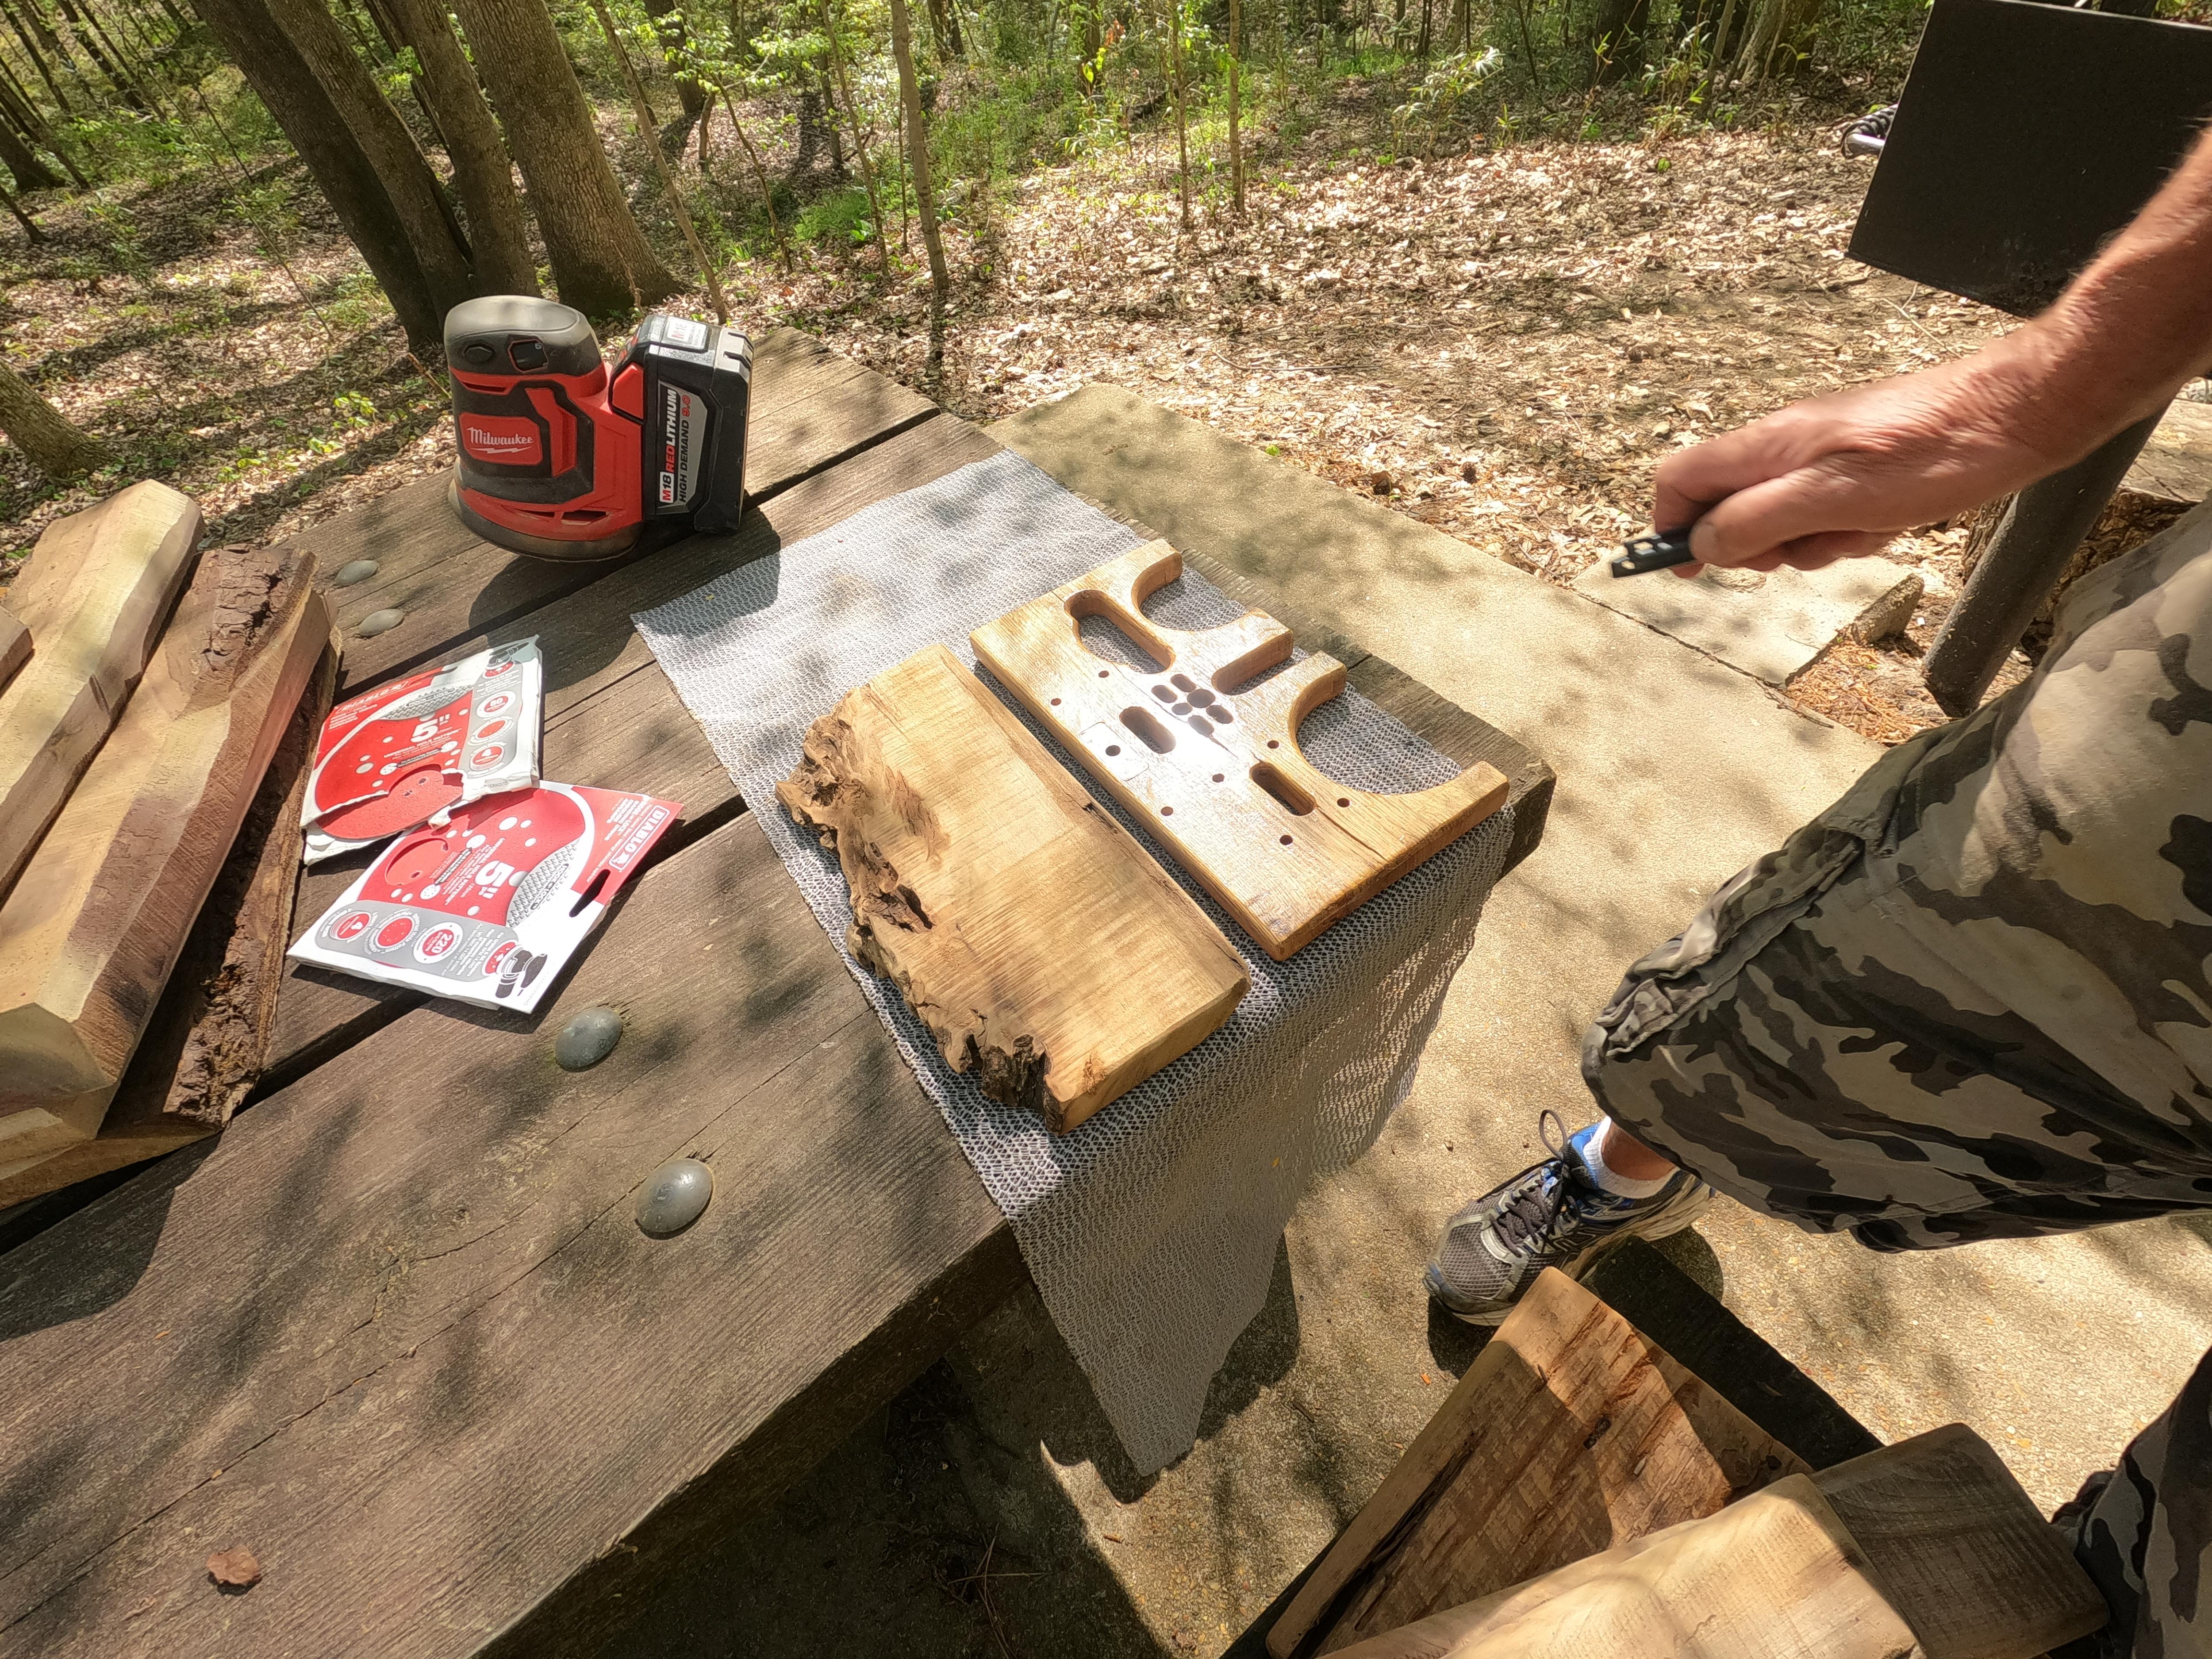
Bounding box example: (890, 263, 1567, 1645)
(0, 78, 2023, 741)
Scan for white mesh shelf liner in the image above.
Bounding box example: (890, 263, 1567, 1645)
(633, 450, 1513, 1472)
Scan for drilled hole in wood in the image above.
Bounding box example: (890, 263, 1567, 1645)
(1119, 706, 1176, 753)
(1152, 684, 1175, 702)
(1171, 672, 1196, 692)
(1098, 670, 1110, 679)
(1280, 834, 1294, 845)
(1161, 805, 1174, 816)
(1337, 797, 1351, 807)
(1050, 697, 1062, 706)
(1211, 706, 1232, 722)
(1105, 744, 1121, 756)
(1211, 772, 1225, 783)
(1188, 688, 1216, 707)
(1267, 739, 1280, 749)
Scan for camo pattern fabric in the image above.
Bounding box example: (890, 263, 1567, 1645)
(2057, 1342, 2212, 1659)
(1576, 499, 2212, 1655)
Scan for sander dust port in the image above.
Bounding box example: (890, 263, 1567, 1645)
(443, 295, 752, 562)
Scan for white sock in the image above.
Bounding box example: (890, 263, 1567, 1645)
(1580, 1121, 1673, 1200)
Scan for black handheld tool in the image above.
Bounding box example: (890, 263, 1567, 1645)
(1609, 528, 1699, 578)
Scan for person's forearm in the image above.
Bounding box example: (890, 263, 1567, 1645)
(1982, 123, 2212, 467)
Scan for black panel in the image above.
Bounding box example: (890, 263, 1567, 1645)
(1849, 0, 2212, 315)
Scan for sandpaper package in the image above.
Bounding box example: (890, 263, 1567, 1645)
(301, 637, 543, 862)
(288, 783, 681, 1013)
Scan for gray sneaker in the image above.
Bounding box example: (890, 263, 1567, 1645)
(1424, 1112, 1716, 1325)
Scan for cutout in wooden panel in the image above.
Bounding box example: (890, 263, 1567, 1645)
(972, 541, 1509, 960)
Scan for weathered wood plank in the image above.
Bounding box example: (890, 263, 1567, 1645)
(0, 809, 1022, 1659)
(315, 329, 936, 695)
(0, 605, 27, 691)
(1326, 1476, 1920, 1659)
(0, 481, 200, 899)
(1814, 1425, 2107, 1659)
(0, 544, 330, 1178)
(0, 640, 338, 1204)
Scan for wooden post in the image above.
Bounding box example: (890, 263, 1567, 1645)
(1922, 413, 2161, 715)
(1228, 0, 1244, 214)
(583, 0, 730, 324)
(888, 0, 947, 296)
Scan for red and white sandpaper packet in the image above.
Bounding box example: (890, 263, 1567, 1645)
(288, 783, 681, 1014)
(301, 637, 544, 863)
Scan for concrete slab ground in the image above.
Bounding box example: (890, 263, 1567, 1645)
(603, 387, 2212, 1659)
(1570, 554, 1923, 683)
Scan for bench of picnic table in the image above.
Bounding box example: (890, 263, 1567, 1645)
(0, 334, 1550, 1659)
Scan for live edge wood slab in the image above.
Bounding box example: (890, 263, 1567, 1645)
(0, 357, 1551, 1659)
(779, 644, 1247, 1131)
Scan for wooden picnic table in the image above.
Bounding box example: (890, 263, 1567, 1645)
(0, 334, 1551, 1659)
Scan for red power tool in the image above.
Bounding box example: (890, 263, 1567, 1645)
(443, 296, 753, 562)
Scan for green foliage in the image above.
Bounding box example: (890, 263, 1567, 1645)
(795, 184, 876, 243)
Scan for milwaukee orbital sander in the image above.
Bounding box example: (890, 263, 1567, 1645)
(443, 296, 753, 561)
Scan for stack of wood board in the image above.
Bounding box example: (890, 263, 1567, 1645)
(1268, 1267, 1812, 1658)
(0, 534, 330, 1196)
(0, 606, 28, 688)
(1327, 1435, 2105, 1659)
(971, 541, 1509, 960)
(1274, 1269, 2108, 1659)
(0, 637, 339, 1206)
(778, 643, 1248, 1133)
(0, 482, 200, 897)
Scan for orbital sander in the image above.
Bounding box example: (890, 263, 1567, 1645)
(443, 295, 753, 562)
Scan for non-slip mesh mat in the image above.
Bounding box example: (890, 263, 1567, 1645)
(634, 450, 1512, 1472)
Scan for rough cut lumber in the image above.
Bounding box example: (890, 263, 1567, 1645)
(0, 633, 342, 1207)
(0, 542, 329, 1175)
(0, 480, 200, 899)
(164, 631, 338, 1125)
(777, 642, 1248, 1131)
(1816, 1425, 2106, 1659)
(1327, 1476, 1923, 1659)
(0, 604, 27, 690)
(972, 540, 1509, 960)
(1269, 1267, 1812, 1659)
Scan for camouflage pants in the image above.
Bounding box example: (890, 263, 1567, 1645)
(1581, 499, 2212, 1657)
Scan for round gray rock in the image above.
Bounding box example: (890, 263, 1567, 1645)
(357, 608, 405, 637)
(636, 1158, 713, 1237)
(554, 1006, 624, 1071)
(331, 558, 380, 588)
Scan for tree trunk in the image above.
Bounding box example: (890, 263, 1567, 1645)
(0, 104, 60, 190)
(382, 0, 538, 294)
(1590, 0, 1647, 81)
(639, 0, 707, 121)
(1228, 0, 1243, 212)
(191, 0, 455, 349)
(721, 86, 791, 271)
(583, 0, 725, 321)
(52, 0, 145, 109)
(822, 0, 890, 272)
(0, 359, 102, 476)
(3, 1, 74, 114)
(926, 0, 960, 56)
(446, 0, 679, 315)
(1167, 0, 1190, 229)
(888, 0, 945, 297)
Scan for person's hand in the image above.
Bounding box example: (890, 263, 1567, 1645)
(1650, 345, 2083, 578)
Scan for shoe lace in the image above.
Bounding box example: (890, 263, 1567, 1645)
(1491, 1110, 1578, 1254)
